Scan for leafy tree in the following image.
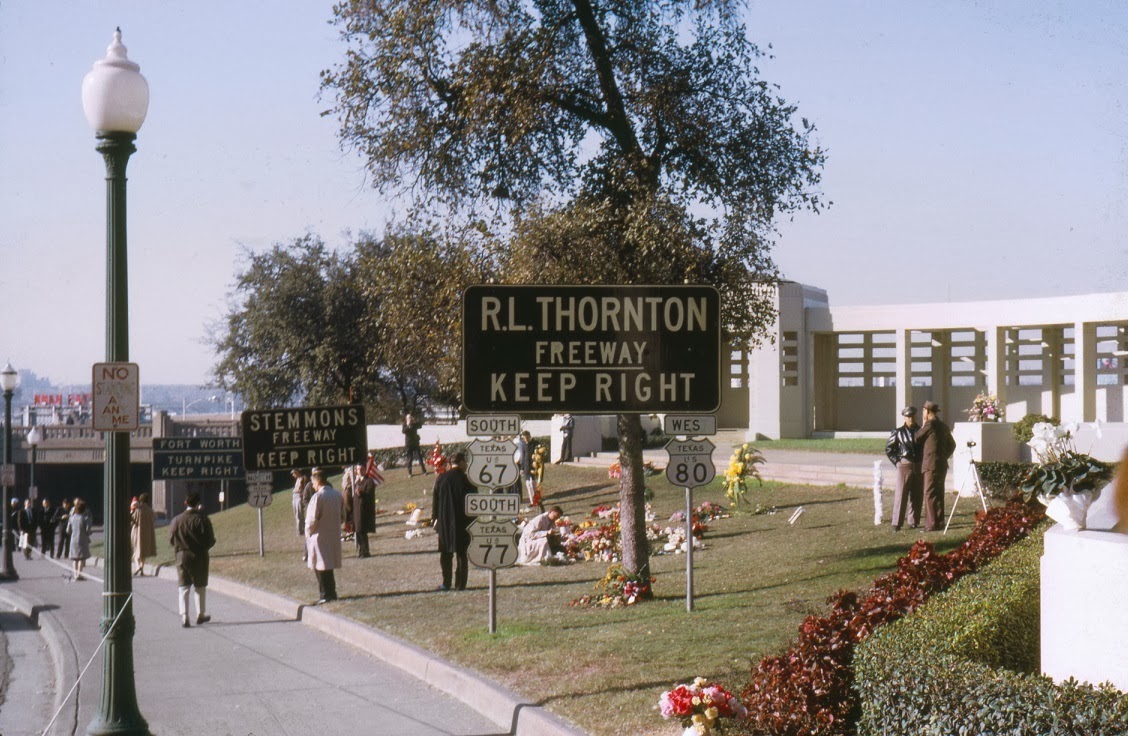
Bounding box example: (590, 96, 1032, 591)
(354, 227, 492, 421)
(322, 0, 825, 576)
(211, 235, 376, 409)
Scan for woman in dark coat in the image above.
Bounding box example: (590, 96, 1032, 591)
(351, 464, 377, 558)
(430, 453, 476, 591)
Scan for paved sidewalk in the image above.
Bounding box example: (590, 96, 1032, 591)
(0, 553, 569, 736)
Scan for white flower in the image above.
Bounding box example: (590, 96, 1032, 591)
(1027, 436, 1051, 462)
(1057, 422, 1080, 441)
(1030, 422, 1057, 442)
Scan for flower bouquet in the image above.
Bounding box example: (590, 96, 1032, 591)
(1021, 422, 1113, 530)
(569, 564, 653, 607)
(426, 442, 449, 475)
(721, 444, 765, 506)
(966, 392, 1004, 422)
(659, 677, 748, 735)
(608, 460, 663, 479)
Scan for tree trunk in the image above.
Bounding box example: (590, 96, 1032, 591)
(617, 413, 650, 580)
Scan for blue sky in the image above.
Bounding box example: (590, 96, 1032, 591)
(1, 0, 1125, 385)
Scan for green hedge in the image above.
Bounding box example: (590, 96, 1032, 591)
(976, 461, 1034, 501)
(855, 524, 1128, 735)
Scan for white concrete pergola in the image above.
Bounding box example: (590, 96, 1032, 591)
(743, 283, 1128, 440)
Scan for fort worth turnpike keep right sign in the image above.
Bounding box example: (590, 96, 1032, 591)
(462, 285, 720, 414)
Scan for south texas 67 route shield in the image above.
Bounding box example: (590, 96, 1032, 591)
(466, 438, 519, 490)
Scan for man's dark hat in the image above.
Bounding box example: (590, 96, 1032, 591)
(923, 400, 941, 413)
(901, 406, 917, 417)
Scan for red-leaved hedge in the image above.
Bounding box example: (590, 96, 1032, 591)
(738, 499, 1046, 736)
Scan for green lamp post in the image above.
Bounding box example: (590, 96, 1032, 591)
(0, 361, 19, 581)
(81, 28, 152, 736)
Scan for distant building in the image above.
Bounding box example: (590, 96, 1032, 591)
(742, 283, 1128, 438)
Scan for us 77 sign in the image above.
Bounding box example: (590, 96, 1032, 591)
(467, 518, 520, 569)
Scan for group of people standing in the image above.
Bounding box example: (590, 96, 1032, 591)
(885, 400, 957, 532)
(8, 496, 93, 581)
(290, 460, 380, 604)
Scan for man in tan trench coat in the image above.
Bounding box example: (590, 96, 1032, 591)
(305, 467, 344, 604)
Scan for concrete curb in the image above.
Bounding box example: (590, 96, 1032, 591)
(0, 584, 80, 736)
(147, 561, 585, 735)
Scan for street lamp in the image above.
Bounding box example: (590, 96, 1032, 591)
(26, 426, 41, 501)
(1, 361, 19, 581)
(181, 394, 218, 416)
(81, 28, 152, 736)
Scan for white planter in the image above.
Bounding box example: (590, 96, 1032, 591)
(1041, 525, 1128, 692)
(1040, 488, 1101, 531)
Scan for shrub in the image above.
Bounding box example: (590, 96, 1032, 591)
(1012, 413, 1059, 444)
(855, 526, 1128, 735)
(737, 499, 1047, 736)
(976, 461, 1034, 501)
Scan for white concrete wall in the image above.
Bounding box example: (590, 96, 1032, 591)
(1041, 525, 1128, 692)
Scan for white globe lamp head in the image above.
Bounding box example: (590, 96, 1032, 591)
(81, 28, 149, 134)
(0, 362, 18, 394)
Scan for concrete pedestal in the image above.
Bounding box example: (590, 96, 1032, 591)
(951, 421, 1018, 493)
(1040, 524, 1128, 692)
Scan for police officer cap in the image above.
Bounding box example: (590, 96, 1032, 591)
(901, 406, 917, 417)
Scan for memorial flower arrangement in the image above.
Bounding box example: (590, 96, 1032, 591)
(1020, 421, 1112, 530)
(569, 564, 654, 607)
(608, 460, 663, 479)
(658, 677, 748, 735)
(670, 502, 728, 526)
(662, 525, 704, 554)
(966, 392, 1004, 422)
(532, 442, 548, 483)
(564, 518, 621, 562)
(426, 442, 449, 475)
(721, 444, 765, 506)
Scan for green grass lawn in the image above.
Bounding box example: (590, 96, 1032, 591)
(748, 437, 887, 454)
(146, 464, 978, 736)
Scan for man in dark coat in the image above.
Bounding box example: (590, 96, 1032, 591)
(402, 413, 427, 476)
(431, 452, 476, 591)
(885, 406, 922, 531)
(53, 499, 71, 558)
(168, 490, 216, 628)
(17, 499, 38, 559)
(39, 498, 58, 557)
(556, 414, 575, 464)
(914, 400, 957, 531)
(351, 463, 377, 558)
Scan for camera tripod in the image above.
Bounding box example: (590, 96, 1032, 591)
(943, 445, 988, 534)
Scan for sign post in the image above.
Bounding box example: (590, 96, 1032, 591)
(464, 415, 524, 633)
(245, 471, 273, 557)
(665, 426, 717, 613)
(466, 517, 521, 633)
